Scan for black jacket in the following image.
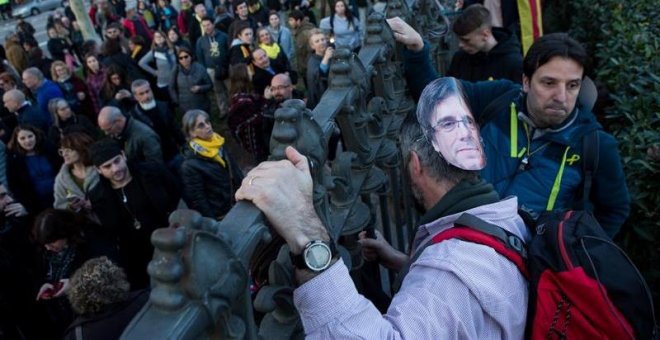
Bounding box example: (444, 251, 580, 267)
(130, 101, 185, 162)
(181, 146, 243, 219)
(63, 290, 149, 340)
(447, 28, 523, 83)
(88, 161, 180, 287)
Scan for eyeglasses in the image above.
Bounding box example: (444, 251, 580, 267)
(58, 148, 74, 156)
(271, 85, 290, 91)
(430, 116, 477, 133)
(178, 55, 191, 60)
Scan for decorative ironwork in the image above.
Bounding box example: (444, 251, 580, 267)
(121, 5, 447, 338)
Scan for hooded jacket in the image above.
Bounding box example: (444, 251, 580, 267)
(447, 28, 523, 83)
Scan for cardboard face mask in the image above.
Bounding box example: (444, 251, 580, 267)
(426, 96, 486, 171)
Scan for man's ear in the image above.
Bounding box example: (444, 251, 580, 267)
(522, 74, 530, 93)
(95, 166, 102, 174)
(409, 150, 423, 177)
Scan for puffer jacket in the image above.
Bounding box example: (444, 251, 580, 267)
(181, 145, 243, 219)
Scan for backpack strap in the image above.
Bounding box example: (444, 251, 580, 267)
(392, 213, 528, 293)
(477, 87, 520, 127)
(578, 128, 599, 210)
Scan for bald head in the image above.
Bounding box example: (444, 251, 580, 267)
(270, 73, 293, 102)
(3, 89, 26, 113)
(98, 106, 126, 138)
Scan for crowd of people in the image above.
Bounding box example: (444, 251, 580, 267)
(0, 0, 633, 338)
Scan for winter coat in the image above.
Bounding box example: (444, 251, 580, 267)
(168, 62, 212, 113)
(447, 28, 523, 83)
(181, 146, 243, 219)
(52, 164, 100, 210)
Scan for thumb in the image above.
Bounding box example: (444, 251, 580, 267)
(285, 146, 309, 173)
(358, 237, 380, 248)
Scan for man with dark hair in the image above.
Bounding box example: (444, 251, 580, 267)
(289, 9, 316, 82)
(88, 139, 180, 289)
(228, 0, 257, 40)
(390, 18, 630, 236)
(188, 4, 208, 48)
(196, 17, 230, 118)
(447, 4, 522, 83)
(235, 79, 529, 336)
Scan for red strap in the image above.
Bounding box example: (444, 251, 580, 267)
(432, 227, 530, 279)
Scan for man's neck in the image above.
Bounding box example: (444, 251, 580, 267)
(111, 173, 133, 189)
(483, 34, 498, 53)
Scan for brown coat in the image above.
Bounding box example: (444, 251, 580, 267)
(293, 21, 316, 75)
(5, 40, 28, 74)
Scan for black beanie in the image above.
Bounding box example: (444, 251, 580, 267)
(89, 138, 123, 167)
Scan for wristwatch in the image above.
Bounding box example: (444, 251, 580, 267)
(291, 240, 336, 272)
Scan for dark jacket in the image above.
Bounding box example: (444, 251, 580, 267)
(6, 146, 61, 214)
(130, 101, 185, 162)
(168, 62, 213, 112)
(404, 43, 631, 236)
(16, 102, 49, 132)
(181, 146, 242, 219)
(228, 41, 252, 66)
(306, 53, 328, 109)
(195, 30, 229, 80)
(118, 116, 163, 163)
(63, 290, 149, 340)
(47, 37, 71, 62)
(47, 114, 98, 148)
(89, 161, 180, 288)
(447, 28, 523, 83)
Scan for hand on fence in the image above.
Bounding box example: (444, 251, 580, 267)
(235, 146, 330, 255)
(358, 230, 409, 272)
(386, 17, 424, 52)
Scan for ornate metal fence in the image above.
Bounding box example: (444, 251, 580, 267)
(121, 5, 443, 338)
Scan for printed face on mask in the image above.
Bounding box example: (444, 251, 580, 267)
(427, 95, 485, 171)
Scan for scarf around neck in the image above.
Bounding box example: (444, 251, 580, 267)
(417, 178, 500, 226)
(189, 133, 227, 167)
(260, 42, 281, 59)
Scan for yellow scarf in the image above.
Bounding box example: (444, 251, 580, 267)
(131, 45, 143, 59)
(189, 133, 227, 167)
(260, 43, 281, 60)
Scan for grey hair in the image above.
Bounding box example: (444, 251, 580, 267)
(181, 109, 210, 139)
(130, 79, 151, 94)
(68, 257, 130, 315)
(23, 67, 44, 81)
(48, 98, 68, 126)
(3, 89, 25, 103)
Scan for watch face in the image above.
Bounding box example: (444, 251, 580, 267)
(305, 242, 332, 271)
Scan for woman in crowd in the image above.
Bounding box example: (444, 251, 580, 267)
(52, 131, 98, 217)
(180, 110, 242, 220)
(100, 38, 146, 83)
(319, 0, 362, 53)
(128, 35, 149, 64)
(46, 26, 73, 64)
(101, 64, 134, 111)
(83, 53, 107, 114)
(47, 98, 97, 148)
(63, 257, 149, 340)
(51, 61, 94, 119)
(139, 30, 177, 101)
(138, 0, 158, 30)
(168, 47, 212, 113)
(6, 125, 61, 214)
(265, 11, 294, 63)
(33, 209, 117, 337)
(306, 29, 334, 109)
(229, 22, 254, 66)
(256, 27, 290, 69)
(156, 0, 178, 31)
(167, 26, 191, 51)
(227, 63, 268, 163)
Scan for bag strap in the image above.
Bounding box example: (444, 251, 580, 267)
(477, 87, 520, 127)
(392, 213, 528, 293)
(578, 128, 599, 209)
